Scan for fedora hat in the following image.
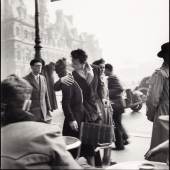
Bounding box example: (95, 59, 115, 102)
(159, 115, 169, 131)
(157, 42, 169, 58)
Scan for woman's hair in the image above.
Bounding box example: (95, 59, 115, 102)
(92, 58, 105, 66)
(105, 63, 113, 72)
(71, 49, 88, 64)
(55, 58, 67, 75)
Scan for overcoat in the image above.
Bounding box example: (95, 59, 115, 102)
(146, 64, 169, 162)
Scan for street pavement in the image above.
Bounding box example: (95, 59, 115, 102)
(109, 104, 153, 163)
(51, 101, 153, 163)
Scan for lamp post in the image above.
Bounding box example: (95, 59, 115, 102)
(34, 0, 61, 62)
(34, 0, 42, 60)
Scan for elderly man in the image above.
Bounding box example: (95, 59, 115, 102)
(1, 74, 82, 169)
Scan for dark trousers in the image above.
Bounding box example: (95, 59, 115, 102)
(112, 113, 128, 149)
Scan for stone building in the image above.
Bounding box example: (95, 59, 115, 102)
(1, 0, 102, 79)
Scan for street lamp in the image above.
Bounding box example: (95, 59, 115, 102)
(34, 0, 61, 63)
(34, 0, 42, 60)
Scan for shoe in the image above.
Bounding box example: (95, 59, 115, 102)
(112, 147, 124, 150)
(110, 161, 117, 165)
(123, 140, 129, 145)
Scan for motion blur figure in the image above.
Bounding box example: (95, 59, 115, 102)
(105, 63, 129, 150)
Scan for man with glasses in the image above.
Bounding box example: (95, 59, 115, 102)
(24, 58, 52, 123)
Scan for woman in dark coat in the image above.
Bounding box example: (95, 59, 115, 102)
(54, 58, 85, 158)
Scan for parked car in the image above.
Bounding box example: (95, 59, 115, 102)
(134, 76, 151, 95)
(123, 89, 146, 112)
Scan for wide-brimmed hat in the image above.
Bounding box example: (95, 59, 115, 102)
(159, 115, 169, 131)
(157, 42, 169, 58)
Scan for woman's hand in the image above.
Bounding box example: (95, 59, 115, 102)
(69, 120, 78, 131)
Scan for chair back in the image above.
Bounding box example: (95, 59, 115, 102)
(79, 122, 115, 146)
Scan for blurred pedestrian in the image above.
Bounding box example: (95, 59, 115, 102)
(1, 74, 81, 169)
(24, 58, 52, 123)
(105, 63, 129, 150)
(146, 42, 169, 162)
(54, 58, 85, 158)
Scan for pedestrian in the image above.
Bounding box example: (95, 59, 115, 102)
(54, 58, 85, 158)
(92, 58, 114, 166)
(1, 74, 81, 169)
(105, 63, 129, 150)
(24, 58, 52, 123)
(146, 42, 169, 162)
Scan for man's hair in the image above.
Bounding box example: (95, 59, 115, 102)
(105, 63, 113, 72)
(92, 58, 105, 66)
(30, 58, 45, 66)
(1, 74, 33, 107)
(71, 49, 88, 64)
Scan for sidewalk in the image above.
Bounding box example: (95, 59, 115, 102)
(109, 106, 152, 163)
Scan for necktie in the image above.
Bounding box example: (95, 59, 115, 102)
(36, 76, 39, 85)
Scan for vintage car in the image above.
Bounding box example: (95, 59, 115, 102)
(123, 76, 150, 112)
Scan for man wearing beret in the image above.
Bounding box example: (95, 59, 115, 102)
(24, 58, 52, 123)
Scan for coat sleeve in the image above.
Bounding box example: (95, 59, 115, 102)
(108, 76, 123, 99)
(62, 85, 75, 122)
(96, 67, 105, 100)
(54, 79, 62, 91)
(44, 76, 52, 111)
(146, 70, 164, 121)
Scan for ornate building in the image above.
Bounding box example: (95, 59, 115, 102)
(1, 0, 102, 79)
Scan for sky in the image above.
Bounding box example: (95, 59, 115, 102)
(25, 0, 169, 88)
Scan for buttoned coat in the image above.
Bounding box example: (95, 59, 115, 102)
(24, 73, 52, 122)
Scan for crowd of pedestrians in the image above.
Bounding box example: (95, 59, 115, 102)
(1, 42, 169, 169)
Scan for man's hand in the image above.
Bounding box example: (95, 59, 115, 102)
(102, 99, 110, 107)
(61, 74, 74, 86)
(69, 120, 78, 131)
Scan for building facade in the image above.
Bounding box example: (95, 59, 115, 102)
(1, 0, 102, 79)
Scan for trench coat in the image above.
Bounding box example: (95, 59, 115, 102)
(146, 64, 169, 162)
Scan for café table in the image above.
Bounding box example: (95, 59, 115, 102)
(58, 136, 81, 150)
(106, 160, 169, 170)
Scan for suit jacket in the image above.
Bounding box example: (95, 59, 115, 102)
(1, 121, 81, 169)
(24, 73, 51, 122)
